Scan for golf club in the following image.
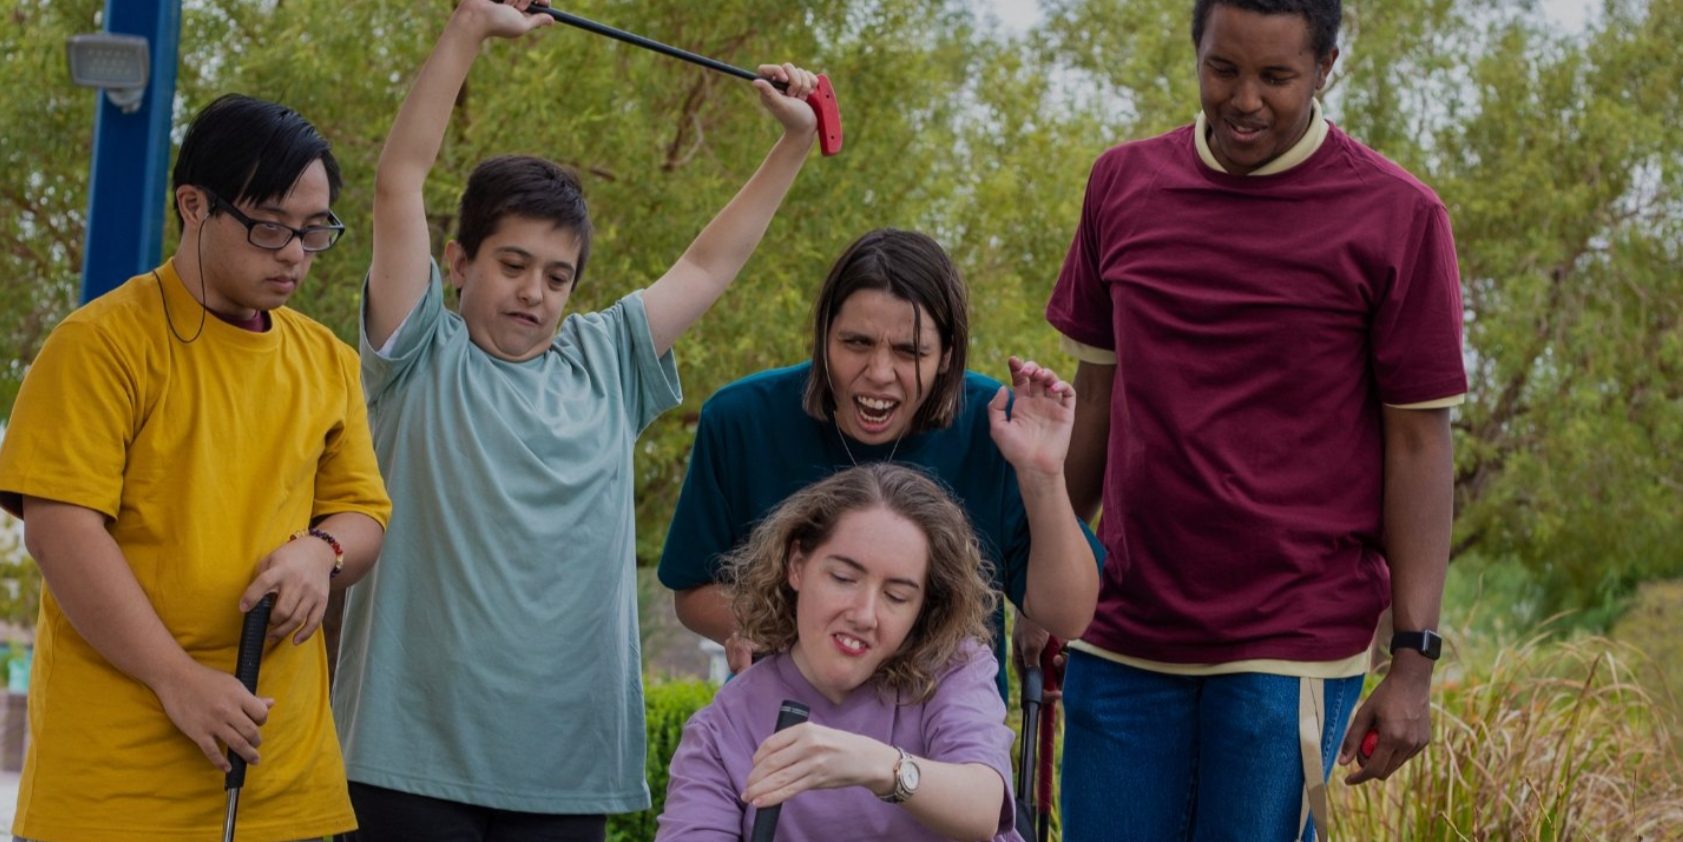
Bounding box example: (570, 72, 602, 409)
(222, 593, 275, 842)
(749, 699, 810, 842)
(1015, 664, 1043, 839)
(503, 2, 843, 155)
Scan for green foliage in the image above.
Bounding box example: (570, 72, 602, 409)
(1332, 632, 1683, 840)
(608, 678, 717, 841)
(0, 0, 103, 414)
(0, 510, 39, 630)
(0, 1, 1677, 619)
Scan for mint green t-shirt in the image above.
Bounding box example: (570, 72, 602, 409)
(334, 264, 680, 813)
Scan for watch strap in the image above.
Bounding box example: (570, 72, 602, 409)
(1389, 629, 1443, 660)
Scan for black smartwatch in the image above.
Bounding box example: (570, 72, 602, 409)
(1389, 629, 1443, 660)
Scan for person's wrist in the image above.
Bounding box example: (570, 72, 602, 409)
(291, 528, 345, 579)
(141, 649, 202, 694)
(778, 132, 818, 155)
(1389, 648, 1437, 680)
(867, 742, 899, 797)
(1015, 466, 1068, 495)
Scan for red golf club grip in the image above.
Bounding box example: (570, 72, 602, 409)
(804, 75, 843, 156)
(224, 593, 275, 791)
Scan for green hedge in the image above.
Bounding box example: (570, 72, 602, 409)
(608, 679, 719, 841)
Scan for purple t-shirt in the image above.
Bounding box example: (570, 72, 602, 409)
(1046, 123, 1467, 664)
(656, 641, 1021, 841)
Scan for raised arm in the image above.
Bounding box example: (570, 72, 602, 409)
(988, 357, 1099, 640)
(365, 0, 553, 348)
(642, 64, 819, 355)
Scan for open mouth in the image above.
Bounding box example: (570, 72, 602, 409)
(506, 312, 541, 327)
(1225, 120, 1267, 144)
(832, 632, 870, 657)
(852, 395, 899, 431)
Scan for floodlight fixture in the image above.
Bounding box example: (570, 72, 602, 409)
(66, 33, 150, 114)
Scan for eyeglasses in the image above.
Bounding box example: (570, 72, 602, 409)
(204, 190, 345, 253)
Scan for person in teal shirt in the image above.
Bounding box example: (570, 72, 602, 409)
(331, 2, 824, 839)
(659, 228, 1102, 699)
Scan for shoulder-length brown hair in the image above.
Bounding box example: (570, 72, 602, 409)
(726, 463, 997, 704)
(803, 229, 971, 434)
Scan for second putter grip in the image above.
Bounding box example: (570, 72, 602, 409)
(748, 700, 811, 842)
(224, 593, 275, 790)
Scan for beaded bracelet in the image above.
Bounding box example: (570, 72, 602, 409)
(292, 527, 345, 578)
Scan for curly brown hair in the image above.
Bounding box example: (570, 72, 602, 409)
(726, 463, 998, 703)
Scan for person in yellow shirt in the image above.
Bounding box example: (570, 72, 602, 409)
(0, 94, 391, 842)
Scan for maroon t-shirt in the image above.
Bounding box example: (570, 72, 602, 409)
(1047, 123, 1466, 664)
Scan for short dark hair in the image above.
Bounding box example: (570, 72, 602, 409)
(1192, 0, 1341, 59)
(172, 94, 342, 226)
(803, 229, 970, 433)
(455, 155, 593, 285)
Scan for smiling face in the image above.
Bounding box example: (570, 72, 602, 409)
(446, 215, 583, 362)
(787, 505, 929, 704)
(1196, 4, 1337, 175)
(824, 289, 952, 445)
(179, 159, 333, 318)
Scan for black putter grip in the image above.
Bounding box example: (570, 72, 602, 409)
(224, 593, 275, 790)
(748, 700, 810, 842)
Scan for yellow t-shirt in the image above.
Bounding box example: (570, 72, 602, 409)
(0, 260, 391, 841)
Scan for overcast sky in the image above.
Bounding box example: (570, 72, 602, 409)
(984, 1, 1593, 34)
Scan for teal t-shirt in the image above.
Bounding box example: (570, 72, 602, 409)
(334, 264, 680, 813)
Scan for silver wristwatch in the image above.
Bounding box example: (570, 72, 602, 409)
(880, 747, 921, 804)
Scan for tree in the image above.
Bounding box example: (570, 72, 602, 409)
(2, 0, 1677, 623)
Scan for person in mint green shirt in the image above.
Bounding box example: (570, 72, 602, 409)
(330, 2, 822, 839)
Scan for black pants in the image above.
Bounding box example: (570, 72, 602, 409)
(342, 782, 608, 842)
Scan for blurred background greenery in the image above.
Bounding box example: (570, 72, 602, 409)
(1, 0, 1679, 836)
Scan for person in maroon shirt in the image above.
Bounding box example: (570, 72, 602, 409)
(1044, 1, 1464, 839)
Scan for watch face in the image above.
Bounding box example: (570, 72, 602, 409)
(900, 758, 920, 791)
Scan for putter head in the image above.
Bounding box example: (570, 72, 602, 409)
(807, 74, 843, 156)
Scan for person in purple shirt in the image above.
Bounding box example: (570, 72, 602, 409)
(656, 463, 1039, 842)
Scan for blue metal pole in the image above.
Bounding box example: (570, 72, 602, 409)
(80, 0, 180, 304)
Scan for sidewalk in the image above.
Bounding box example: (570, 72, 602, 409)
(1, 768, 15, 841)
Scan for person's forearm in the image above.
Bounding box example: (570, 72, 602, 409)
(1018, 471, 1098, 640)
(897, 759, 1006, 841)
(22, 498, 197, 692)
(676, 133, 812, 283)
(646, 132, 813, 353)
(318, 511, 384, 588)
(376, 16, 480, 199)
(674, 583, 737, 645)
(1065, 362, 1114, 520)
(1381, 407, 1453, 665)
(367, 13, 485, 345)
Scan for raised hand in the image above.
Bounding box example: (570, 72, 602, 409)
(742, 722, 898, 808)
(987, 356, 1076, 480)
(752, 63, 820, 139)
(463, 0, 556, 41)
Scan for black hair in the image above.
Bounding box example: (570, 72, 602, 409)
(455, 155, 593, 285)
(172, 93, 342, 226)
(1192, 0, 1341, 59)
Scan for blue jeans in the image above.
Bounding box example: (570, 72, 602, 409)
(1060, 650, 1364, 842)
